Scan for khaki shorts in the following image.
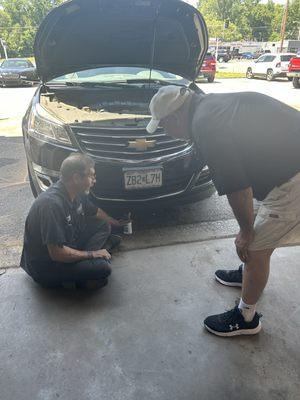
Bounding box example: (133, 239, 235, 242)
(249, 172, 300, 251)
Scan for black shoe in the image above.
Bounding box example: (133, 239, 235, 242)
(104, 234, 122, 252)
(215, 264, 243, 287)
(204, 306, 262, 337)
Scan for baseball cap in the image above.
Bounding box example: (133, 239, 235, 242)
(146, 85, 191, 134)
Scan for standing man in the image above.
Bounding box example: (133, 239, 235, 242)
(146, 85, 300, 337)
(21, 153, 123, 289)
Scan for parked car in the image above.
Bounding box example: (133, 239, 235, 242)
(0, 58, 37, 86)
(287, 51, 300, 88)
(23, 0, 215, 210)
(241, 52, 254, 60)
(246, 53, 296, 81)
(216, 49, 231, 63)
(197, 52, 216, 82)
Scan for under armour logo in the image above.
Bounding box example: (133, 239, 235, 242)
(229, 324, 239, 331)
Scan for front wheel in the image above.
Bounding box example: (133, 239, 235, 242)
(207, 76, 215, 83)
(246, 68, 253, 79)
(293, 77, 300, 88)
(266, 69, 274, 81)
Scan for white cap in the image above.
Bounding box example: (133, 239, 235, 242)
(146, 85, 191, 134)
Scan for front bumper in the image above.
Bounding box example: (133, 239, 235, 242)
(24, 134, 215, 208)
(287, 71, 300, 78)
(0, 77, 33, 86)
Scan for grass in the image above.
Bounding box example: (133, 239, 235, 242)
(215, 71, 245, 79)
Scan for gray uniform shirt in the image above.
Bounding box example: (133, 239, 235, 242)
(190, 91, 300, 200)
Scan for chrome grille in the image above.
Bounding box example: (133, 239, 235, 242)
(71, 125, 190, 160)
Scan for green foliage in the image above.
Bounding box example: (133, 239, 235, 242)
(199, 0, 299, 43)
(0, 0, 64, 57)
(286, 0, 300, 39)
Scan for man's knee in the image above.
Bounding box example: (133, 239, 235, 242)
(246, 248, 275, 267)
(83, 258, 112, 279)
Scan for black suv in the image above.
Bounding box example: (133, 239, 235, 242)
(23, 0, 215, 209)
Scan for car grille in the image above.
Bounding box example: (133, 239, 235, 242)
(4, 74, 19, 79)
(70, 125, 190, 160)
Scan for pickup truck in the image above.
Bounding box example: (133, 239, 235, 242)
(287, 53, 300, 88)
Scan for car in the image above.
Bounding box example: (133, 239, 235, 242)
(197, 52, 216, 82)
(241, 52, 254, 60)
(287, 51, 300, 89)
(216, 49, 230, 63)
(0, 58, 37, 87)
(23, 0, 215, 210)
(246, 53, 296, 81)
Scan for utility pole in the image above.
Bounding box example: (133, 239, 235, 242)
(280, 0, 289, 53)
(0, 38, 8, 59)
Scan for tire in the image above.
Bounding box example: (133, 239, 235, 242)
(207, 76, 215, 83)
(246, 68, 253, 79)
(266, 69, 274, 81)
(293, 77, 300, 88)
(288, 77, 293, 81)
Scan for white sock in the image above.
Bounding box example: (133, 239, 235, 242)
(238, 298, 256, 322)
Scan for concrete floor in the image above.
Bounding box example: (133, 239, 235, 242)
(1, 238, 299, 400)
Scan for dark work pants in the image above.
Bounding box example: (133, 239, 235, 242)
(32, 219, 112, 288)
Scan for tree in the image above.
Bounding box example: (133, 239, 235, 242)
(198, 0, 287, 42)
(286, 0, 300, 39)
(0, 0, 65, 57)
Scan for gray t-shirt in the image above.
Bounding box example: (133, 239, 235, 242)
(190, 91, 300, 200)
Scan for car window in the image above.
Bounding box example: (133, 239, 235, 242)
(256, 55, 266, 63)
(1, 60, 32, 69)
(280, 55, 294, 62)
(264, 55, 276, 62)
(49, 67, 189, 85)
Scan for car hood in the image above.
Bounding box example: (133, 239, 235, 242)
(34, 0, 208, 83)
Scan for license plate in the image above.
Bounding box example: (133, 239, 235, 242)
(124, 168, 162, 190)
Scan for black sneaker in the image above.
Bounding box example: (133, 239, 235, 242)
(215, 264, 243, 287)
(204, 306, 262, 337)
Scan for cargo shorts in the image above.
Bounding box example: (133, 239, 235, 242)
(249, 172, 300, 251)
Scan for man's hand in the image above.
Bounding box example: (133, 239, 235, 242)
(92, 249, 112, 260)
(235, 229, 254, 263)
(109, 217, 132, 228)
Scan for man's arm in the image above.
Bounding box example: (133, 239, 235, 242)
(227, 187, 255, 262)
(227, 187, 254, 232)
(47, 244, 111, 263)
(95, 208, 126, 228)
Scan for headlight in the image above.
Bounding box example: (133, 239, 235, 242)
(28, 104, 72, 145)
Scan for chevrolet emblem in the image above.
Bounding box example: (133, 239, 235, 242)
(128, 138, 156, 151)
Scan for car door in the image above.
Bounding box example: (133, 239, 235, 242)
(262, 55, 276, 76)
(252, 55, 266, 76)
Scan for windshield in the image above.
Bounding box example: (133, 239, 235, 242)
(49, 66, 189, 85)
(1, 60, 32, 69)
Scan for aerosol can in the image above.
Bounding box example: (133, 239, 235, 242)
(123, 212, 133, 235)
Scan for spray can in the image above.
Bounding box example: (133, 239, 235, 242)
(123, 212, 132, 235)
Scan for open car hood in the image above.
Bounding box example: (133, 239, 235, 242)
(34, 0, 208, 82)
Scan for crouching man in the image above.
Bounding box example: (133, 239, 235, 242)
(21, 153, 122, 289)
